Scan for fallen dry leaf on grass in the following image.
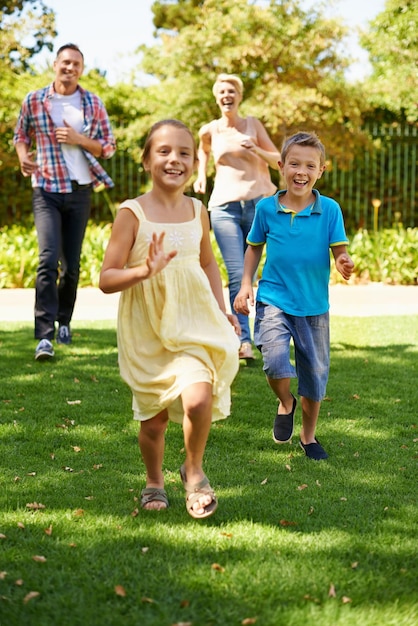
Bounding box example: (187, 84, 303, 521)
(328, 583, 337, 598)
(0, 572, 7, 580)
(44, 525, 53, 536)
(211, 563, 225, 572)
(242, 618, 258, 625)
(26, 502, 45, 510)
(342, 596, 352, 604)
(141, 596, 156, 604)
(32, 555, 47, 563)
(279, 519, 297, 527)
(114, 585, 126, 597)
(23, 591, 40, 604)
(0, 534, 6, 539)
(297, 484, 308, 491)
(67, 400, 81, 405)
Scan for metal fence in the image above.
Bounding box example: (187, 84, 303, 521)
(4, 122, 418, 230)
(317, 122, 417, 230)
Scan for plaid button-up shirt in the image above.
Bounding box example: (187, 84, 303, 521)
(13, 83, 116, 193)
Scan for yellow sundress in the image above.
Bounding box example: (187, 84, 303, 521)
(117, 197, 240, 424)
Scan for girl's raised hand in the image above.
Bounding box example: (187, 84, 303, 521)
(146, 232, 177, 278)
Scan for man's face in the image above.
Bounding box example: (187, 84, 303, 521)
(53, 48, 84, 89)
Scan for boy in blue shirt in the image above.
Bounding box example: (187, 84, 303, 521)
(234, 131, 354, 460)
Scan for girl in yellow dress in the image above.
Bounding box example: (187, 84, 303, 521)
(99, 119, 240, 518)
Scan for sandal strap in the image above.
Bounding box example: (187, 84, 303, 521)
(141, 487, 169, 507)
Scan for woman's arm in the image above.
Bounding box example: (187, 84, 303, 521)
(241, 117, 281, 170)
(193, 124, 212, 194)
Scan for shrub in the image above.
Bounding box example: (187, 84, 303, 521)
(0, 224, 417, 288)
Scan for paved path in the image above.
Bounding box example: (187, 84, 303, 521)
(0, 284, 417, 322)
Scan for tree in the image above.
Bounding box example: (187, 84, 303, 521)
(1, 0, 56, 70)
(137, 0, 365, 166)
(360, 0, 418, 122)
(152, 0, 205, 31)
(0, 0, 56, 220)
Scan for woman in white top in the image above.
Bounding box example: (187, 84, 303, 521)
(194, 74, 280, 360)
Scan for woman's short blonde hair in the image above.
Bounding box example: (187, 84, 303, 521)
(212, 73, 244, 98)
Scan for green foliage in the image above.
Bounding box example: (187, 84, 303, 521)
(0, 316, 417, 625)
(0, 223, 113, 289)
(346, 227, 418, 285)
(140, 0, 363, 165)
(1, 223, 417, 288)
(360, 0, 418, 122)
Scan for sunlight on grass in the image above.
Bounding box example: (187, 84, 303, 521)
(0, 317, 417, 625)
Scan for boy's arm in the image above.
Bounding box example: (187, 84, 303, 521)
(233, 244, 264, 315)
(332, 245, 354, 281)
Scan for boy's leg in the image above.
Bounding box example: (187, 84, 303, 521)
(300, 397, 321, 444)
(267, 376, 294, 414)
(139, 410, 169, 510)
(181, 382, 215, 515)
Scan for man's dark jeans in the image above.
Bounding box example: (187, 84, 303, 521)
(32, 186, 92, 340)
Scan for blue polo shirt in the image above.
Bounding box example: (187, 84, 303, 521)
(247, 189, 349, 316)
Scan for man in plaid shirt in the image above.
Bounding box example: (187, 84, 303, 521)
(14, 43, 116, 360)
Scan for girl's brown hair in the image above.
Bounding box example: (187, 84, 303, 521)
(142, 119, 198, 165)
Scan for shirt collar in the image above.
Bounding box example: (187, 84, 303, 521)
(276, 188, 322, 214)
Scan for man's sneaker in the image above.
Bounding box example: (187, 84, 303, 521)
(273, 394, 297, 443)
(56, 325, 71, 345)
(35, 339, 54, 361)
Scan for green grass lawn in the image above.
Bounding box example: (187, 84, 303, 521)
(0, 316, 417, 626)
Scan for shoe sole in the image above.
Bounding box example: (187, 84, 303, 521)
(35, 351, 54, 361)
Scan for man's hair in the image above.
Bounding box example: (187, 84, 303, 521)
(212, 73, 244, 98)
(142, 119, 198, 165)
(56, 43, 84, 61)
(281, 131, 326, 166)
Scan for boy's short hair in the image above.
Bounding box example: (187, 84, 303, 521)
(281, 132, 326, 166)
(212, 73, 244, 98)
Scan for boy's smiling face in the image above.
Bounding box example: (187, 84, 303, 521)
(279, 145, 325, 200)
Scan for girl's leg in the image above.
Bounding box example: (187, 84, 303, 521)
(138, 410, 169, 510)
(181, 382, 214, 515)
(300, 397, 321, 444)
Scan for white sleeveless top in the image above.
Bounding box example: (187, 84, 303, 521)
(207, 116, 276, 207)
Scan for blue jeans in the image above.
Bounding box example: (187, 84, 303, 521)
(254, 302, 330, 401)
(32, 186, 92, 340)
(210, 197, 261, 345)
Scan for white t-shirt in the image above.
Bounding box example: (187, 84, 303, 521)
(50, 90, 92, 184)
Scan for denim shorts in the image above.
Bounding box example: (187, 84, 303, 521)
(254, 302, 330, 401)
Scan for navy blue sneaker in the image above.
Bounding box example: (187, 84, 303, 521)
(56, 325, 72, 345)
(273, 394, 297, 443)
(299, 439, 328, 460)
(35, 339, 54, 361)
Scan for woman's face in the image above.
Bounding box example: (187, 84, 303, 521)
(215, 81, 242, 113)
